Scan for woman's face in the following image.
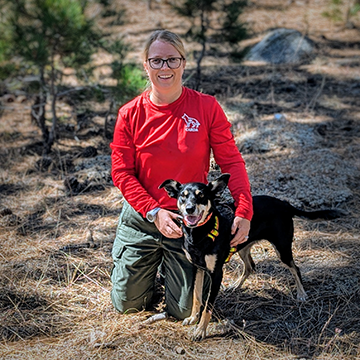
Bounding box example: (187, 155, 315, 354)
(144, 40, 186, 94)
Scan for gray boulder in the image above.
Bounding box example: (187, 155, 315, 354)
(246, 28, 315, 64)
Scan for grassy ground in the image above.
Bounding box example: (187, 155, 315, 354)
(1, 0, 360, 359)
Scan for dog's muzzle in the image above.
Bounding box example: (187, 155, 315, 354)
(183, 213, 204, 227)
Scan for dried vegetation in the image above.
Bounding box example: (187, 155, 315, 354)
(0, 0, 360, 359)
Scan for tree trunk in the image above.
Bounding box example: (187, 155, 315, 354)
(195, 10, 207, 91)
(46, 92, 57, 155)
(45, 53, 57, 154)
(346, 0, 360, 25)
(104, 100, 114, 140)
(195, 40, 205, 91)
(31, 67, 49, 148)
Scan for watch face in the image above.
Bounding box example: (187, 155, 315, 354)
(147, 207, 160, 222)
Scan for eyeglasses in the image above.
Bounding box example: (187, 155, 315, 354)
(147, 57, 184, 69)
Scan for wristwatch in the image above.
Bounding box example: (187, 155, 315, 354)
(146, 207, 161, 223)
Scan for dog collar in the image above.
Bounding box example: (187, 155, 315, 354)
(207, 215, 219, 241)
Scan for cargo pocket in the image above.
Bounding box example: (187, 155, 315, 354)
(112, 243, 126, 260)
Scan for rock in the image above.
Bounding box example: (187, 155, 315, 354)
(73, 155, 112, 186)
(74, 155, 111, 172)
(247, 148, 354, 208)
(246, 28, 315, 64)
(64, 155, 112, 195)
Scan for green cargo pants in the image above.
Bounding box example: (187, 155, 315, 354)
(110, 200, 195, 319)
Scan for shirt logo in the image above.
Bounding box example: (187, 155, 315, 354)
(182, 113, 200, 132)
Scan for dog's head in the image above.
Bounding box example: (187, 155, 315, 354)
(159, 174, 230, 228)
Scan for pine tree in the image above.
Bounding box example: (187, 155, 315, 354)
(171, 0, 248, 90)
(0, 0, 131, 154)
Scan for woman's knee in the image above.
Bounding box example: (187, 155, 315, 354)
(111, 287, 154, 314)
(166, 302, 192, 320)
(164, 285, 193, 320)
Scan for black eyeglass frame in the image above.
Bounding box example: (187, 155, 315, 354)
(147, 57, 185, 69)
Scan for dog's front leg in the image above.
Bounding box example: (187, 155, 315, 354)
(183, 268, 204, 326)
(192, 307, 212, 341)
(192, 267, 223, 341)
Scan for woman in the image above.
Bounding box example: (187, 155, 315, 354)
(110, 30, 253, 319)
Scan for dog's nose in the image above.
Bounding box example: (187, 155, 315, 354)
(186, 205, 196, 214)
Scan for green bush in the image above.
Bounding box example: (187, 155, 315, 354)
(112, 63, 147, 106)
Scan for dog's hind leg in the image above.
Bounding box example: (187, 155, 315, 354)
(183, 269, 204, 326)
(287, 260, 307, 301)
(274, 244, 307, 301)
(230, 244, 255, 289)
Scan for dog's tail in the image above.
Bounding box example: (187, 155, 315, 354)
(291, 207, 344, 220)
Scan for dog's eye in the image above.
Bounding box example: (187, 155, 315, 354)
(195, 190, 204, 198)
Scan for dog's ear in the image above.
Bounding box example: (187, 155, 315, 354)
(159, 179, 182, 198)
(208, 173, 230, 196)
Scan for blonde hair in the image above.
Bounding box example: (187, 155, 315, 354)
(143, 30, 186, 61)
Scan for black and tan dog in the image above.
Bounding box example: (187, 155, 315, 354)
(160, 173, 342, 341)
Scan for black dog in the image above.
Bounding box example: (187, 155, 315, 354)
(159, 174, 342, 340)
(160, 174, 234, 340)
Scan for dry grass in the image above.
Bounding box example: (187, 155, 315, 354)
(1, 0, 360, 359)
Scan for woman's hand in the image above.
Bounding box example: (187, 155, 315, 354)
(155, 209, 183, 239)
(230, 216, 250, 247)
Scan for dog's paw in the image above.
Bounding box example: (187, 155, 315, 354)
(297, 291, 308, 302)
(182, 315, 198, 326)
(191, 326, 206, 341)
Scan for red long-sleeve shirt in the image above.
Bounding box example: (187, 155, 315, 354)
(111, 87, 253, 220)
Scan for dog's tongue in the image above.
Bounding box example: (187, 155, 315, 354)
(185, 215, 202, 226)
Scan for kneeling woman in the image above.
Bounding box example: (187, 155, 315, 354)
(110, 29, 253, 319)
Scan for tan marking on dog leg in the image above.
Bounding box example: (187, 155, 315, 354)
(229, 245, 254, 289)
(183, 249, 192, 264)
(288, 262, 307, 301)
(205, 254, 217, 273)
(183, 269, 204, 326)
(192, 310, 212, 341)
